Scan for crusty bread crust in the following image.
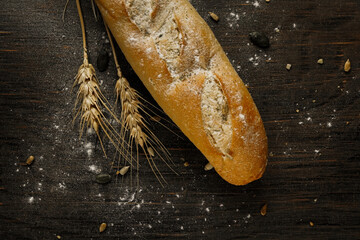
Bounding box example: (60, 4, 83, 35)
(95, 0, 267, 185)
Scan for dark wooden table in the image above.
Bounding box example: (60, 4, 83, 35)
(1, 0, 359, 239)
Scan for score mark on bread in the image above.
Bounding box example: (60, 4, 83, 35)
(201, 73, 233, 159)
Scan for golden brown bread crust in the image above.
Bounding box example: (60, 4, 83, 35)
(95, 0, 267, 185)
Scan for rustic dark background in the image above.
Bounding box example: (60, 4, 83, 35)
(1, 0, 359, 239)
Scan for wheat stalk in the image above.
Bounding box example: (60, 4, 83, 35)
(104, 24, 175, 186)
(73, 0, 133, 161)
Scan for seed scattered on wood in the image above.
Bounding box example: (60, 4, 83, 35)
(149, 116, 161, 122)
(148, 147, 155, 157)
(286, 64, 292, 70)
(309, 221, 314, 227)
(119, 166, 130, 176)
(204, 162, 213, 171)
(344, 59, 351, 72)
(26, 156, 35, 165)
(56, 236, 61, 239)
(209, 12, 219, 21)
(99, 223, 107, 233)
(184, 162, 189, 167)
(249, 32, 270, 48)
(317, 58, 324, 65)
(97, 48, 109, 72)
(95, 173, 112, 184)
(296, 109, 299, 113)
(260, 203, 268, 216)
(266, 0, 270, 2)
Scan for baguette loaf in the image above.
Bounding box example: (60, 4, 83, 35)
(95, 0, 267, 185)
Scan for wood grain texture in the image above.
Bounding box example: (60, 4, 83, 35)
(0, 0, 359, 239)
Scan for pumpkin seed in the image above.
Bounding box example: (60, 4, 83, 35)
(99, 223, 107, 232)
(95, 173, 112, 184)
(344, 59, 351, 72)
(249, 32, 270, 48)
(97, 48, 109, 72)
(26, 155, 35, 165)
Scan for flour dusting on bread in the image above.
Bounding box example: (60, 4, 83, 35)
(201, 73, 232, 157)
(125, 0, 183, 79)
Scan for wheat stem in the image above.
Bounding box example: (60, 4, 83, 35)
(73, 0, 135, 163)
(105, 23, 175, 186)
(76, 0, 87, 60)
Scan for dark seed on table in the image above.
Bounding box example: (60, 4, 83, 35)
(249, 32, 270, 48)
(95, 173, 112, 184)
(97, 48, 109, 72)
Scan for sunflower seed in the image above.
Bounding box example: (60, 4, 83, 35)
(249, 32, 270, 48)
(95, 173, 112, 184)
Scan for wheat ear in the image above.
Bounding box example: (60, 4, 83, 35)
(105, 24, 175, 186)
(73, 0, 132, 160)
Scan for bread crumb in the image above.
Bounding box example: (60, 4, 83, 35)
(317, 58, 324, 65)
(286, 64, 292, 70)
(184, 162, 189, 167)
(309, 221, 314, 227)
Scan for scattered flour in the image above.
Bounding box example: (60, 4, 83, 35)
(253, 1, 260, 7)
(88, 165, 101, 173)
(227, 12, 240, 28)
(58, 182, 66, 189)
